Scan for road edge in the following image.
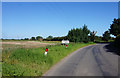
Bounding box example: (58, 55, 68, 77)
(42, 44, 96, 76)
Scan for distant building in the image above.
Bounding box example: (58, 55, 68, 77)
(61, 40, 69, 45)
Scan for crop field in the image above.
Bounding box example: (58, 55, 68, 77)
(1, 41, 95, 76)
(1, 41, 58, 49)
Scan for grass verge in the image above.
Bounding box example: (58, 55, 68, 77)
(2, 42, 95, 76)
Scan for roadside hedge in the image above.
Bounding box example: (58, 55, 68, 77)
(114, 34, 120, 55)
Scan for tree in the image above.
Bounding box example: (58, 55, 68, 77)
(109, 18, 120, 36)
(50, 36, 68, 41)
(46, 36, 53, 41)
(24, 38, 29, 40)
(114, 34, 120, 55)
(90, 31, 97, 42)
(31, 37, 36, 40)
(36, 36, 43, 40)
(102, 31, 111, 41)
(82, 25, 90, 42)
(67, 25, 90, 43)
(47, 36, 53, 39)
(114, 34, 120, 48)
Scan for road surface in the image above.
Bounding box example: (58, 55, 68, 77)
(43, 43, 118, 76)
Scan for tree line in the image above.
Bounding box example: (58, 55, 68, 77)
(21, 35, 67, 41)
(21, 24, 97, 42)
(2, 18, 119, 46)
(103, 18, 120, 51)
(102, 18, 120, 42)
(4, 23, 114, 43)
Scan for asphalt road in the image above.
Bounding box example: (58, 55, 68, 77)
(43, 43, 118, 76)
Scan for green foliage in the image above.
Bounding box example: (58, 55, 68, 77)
(36, 36, 43, 40)
(102, 31, 111, 41)
(2, 42, 95, 76)
(44, 36, 68, 41)
(31, 37, 36, 40)
(24, 38, 29, 40)
(109, 18, 120, 36)
(67, 25, 90, 43)
(45, 36, 53, 41)
(114, 34, 120, 48)
(114, 34, 120, 55)
(47, 36, 53, 39)
(90, 31, 97, 42)
(52, 36, 68, 41)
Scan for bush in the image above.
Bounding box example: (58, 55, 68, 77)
(114, 34, 120, 48)
(102, 31, 111, 42)
(114, 34, 120, 55)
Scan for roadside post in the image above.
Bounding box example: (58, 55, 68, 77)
(66, 44, 68, 48)
(61, 40, 69, 48)
(44, 48, 48, 56)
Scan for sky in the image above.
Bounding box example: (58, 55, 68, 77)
(2, 0, 120, 2)
(2, 2, 118, 39)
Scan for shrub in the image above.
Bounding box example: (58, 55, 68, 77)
(114, 34, 120, 55)
(114, 34, 120, 48)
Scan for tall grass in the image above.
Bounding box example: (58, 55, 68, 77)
(2, 42, 95, 76)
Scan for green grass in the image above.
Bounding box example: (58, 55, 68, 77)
(2, 42, 95, 76)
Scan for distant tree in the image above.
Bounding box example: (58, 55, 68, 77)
(67, 25, 90, 43)
(90, 31, 97, 42)
(47, 36, 53, 39)
(24, 38, 29, 40)
(36, 36, 43, 40)
(50, 36, 68, 41)
(82, 25, 90, 42)
(109, 18, 120, 36)
(46, 36, 53, 41)
(12, 39, 15, 40)
(102, 31, 111, 41)
(31, 37, 36, 40)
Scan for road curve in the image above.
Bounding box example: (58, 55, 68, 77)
(43, 43, 118, 76)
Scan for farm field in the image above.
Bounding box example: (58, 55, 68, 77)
(1, 41, 95, 76)
(1, 41, 59, 49)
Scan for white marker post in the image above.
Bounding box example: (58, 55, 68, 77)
(66, 44, 68, 48)
(44, 48, 48, 56)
